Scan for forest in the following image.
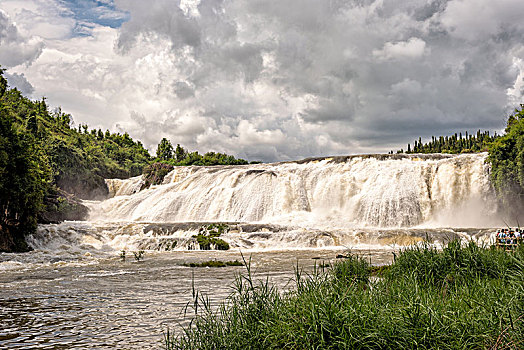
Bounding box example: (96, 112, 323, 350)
(396, 130, 498, 154)
(395, 105, 524, 217)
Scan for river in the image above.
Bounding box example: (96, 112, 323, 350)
(1, 246, 399, 349)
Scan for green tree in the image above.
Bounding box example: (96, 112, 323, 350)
(0, 105, 50, 251)
(27, 112, 38, 135)
(488, 105, 524, 218)
(0, 67, 6, 98)
(175, 143, 187, 162)
(156, 138, 174, 160)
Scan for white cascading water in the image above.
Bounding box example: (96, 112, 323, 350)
(25, 153, 500, 256)
(92, 153, 497, 228)
(105, 175, 144, 197)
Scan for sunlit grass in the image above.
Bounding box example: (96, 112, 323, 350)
(166, 242, 524, 349)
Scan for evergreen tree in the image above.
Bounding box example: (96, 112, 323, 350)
(0, 67, 6, 98)
(27, 112, 38, 135)
(156, 138, 174, 160)
(175, 143, 187, 162)
(0, 101, 50, 251)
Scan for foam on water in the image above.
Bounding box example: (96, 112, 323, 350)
(0, 153, 505, 350)
(18, 221, 496, 261)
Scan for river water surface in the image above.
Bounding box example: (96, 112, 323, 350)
(1, 248, 397, 349)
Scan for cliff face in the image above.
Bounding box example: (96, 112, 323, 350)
(38, 189, 90, 224)
(56, 175, 109, 201)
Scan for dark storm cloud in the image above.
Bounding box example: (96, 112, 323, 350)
(115, 0, 202, 53)
(172, 81, 195, 99)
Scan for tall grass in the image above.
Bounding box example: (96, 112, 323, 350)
(166, 242, 524, 349)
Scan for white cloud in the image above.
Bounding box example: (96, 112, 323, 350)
(440, 0, 524, 41)
(373, 38, 427, 60)
(0, 9, 43, 67)
(0, 0, 74, 39)
(4, 71, 34, 94)
(1, 0, 523, 161)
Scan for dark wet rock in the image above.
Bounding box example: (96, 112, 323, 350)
(38, 189, 89, 224)
(291, 153, 459, 165)
(141, 163, 174, 190)
(56, 175, 109, 200)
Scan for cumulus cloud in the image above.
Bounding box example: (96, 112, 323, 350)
(0, 9, 43, 67)
(373, 38, 427, 60)
(1, 0, 523, 161)
(440, 0, 524, 41)
(4, 72, 34, 94)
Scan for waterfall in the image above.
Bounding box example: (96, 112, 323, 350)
(105, 176, 144, 197)
(90, 153, 498, 229)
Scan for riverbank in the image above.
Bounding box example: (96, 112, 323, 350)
(169, 241, 524, 349)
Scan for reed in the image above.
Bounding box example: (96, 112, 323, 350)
(166, 241, 524, 349)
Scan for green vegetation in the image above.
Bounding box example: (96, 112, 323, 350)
(167, 241, 523, 349)
(192, 224, 230, 251)
(38, 188, 89, 223)
(141, 162, 174, 189)
(0, 72, 50, 251)
(396, 130, 497, 154)
(184, 260, 244, 268)
(392, 106, 524, 217)
(0, 67, 151, 251)
(142, 139, 250, 189)
(152, 138, 248, 166)
(488, 105, 524, 216)
(0, 70, 151, 198)
(157, 137, 174, 161)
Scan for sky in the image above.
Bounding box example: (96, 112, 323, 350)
(0, 0, 523, 162)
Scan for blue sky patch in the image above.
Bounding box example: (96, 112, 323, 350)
(59, 0, 129, 35)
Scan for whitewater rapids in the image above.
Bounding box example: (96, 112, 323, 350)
(0, 153, 504, 350)
(2, 152, 503, 268)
